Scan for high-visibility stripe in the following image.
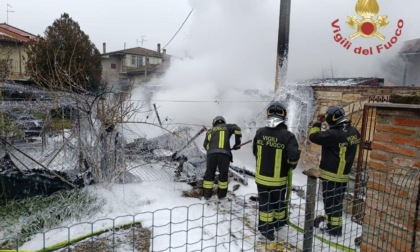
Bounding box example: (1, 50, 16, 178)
(331, 216, 343, 226)
(338, 146, 347, 176)
(219, 131, 225, 148)
(256, 145, 262, 175)
(256, 144, 286, 186)
(203, 180, 214, 189)
(320, 169, 349, 182)
(206, 134, 211, 150)
(259, 211, 273, 222)
(273, 210, 286, 220)
(310, 127, 320, 134)
(255, 175, 287, 187)
(218, 180, 228, 189)
(274, 149, 282, 178)
(234, 130, 241, 135)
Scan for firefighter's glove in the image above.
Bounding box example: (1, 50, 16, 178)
(232, 144, 241, 150)
(312, 121, 322, 128)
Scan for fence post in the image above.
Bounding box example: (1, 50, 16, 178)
(302, 168, 321, 252)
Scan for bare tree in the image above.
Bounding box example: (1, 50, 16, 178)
(23, 15, 153, 184)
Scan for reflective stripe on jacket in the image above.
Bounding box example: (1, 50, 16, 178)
(253, 124, 300, 187)
(203, 123, 241, 156)
(309, 122, 361, 183)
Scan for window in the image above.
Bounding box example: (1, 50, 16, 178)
(130, 55, 143, 67)
(111, 63, 116, 69)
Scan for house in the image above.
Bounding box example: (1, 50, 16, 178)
(101, 43, 170, 91)
(0, 23, 38, 82)
(399, 38, 420, 87)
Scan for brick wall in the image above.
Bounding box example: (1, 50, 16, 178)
(360, 104, 420, 252)
(303, 86, 420, 251)
(303, 86, 420, 169)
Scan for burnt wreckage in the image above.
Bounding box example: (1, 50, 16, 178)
(0, 154, 86, 202)
(1, 124, 252, 201)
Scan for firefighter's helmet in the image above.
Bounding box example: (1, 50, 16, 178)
(212, 116, 226, 126)
(267, 101, 287, 120)
(325, 106, 346, 126)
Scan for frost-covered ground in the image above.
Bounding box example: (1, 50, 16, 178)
(5, 80, 363, 251)
(15, 142, 361, 251)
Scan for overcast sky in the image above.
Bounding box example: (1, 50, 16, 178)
(3, 0, 420, 81)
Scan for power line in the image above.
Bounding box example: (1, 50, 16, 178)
(163, 9, 194, 49)
(128, 99, 273, 103)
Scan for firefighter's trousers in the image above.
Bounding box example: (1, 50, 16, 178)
(257, 185, 287, 234)
(321, 179, 347, 236)
(202, 153, 230, 199)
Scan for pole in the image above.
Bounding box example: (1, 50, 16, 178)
(153, 103, 162, 126)
(171, 126, 207, 160)
(275, 0, 291, 92)
(302, 168, 320, 252)
(402, 55, 408, 86)
(286, 169, 293, 219)
(230, 139, 252, 150)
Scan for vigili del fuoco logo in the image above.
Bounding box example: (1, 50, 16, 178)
(331, 0, 404, 55)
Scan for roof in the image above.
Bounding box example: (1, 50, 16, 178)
(297, 77, 384, 87)
(0, 23, 37, 38)
(102, 47, 163, 58)
(0, 33, 22, 43)
(399, 38, 420, 54)
(0, 23, 38, 43)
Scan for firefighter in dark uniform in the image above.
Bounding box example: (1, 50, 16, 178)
(202, 116, 242, 200)
(253, 102, 301, 241)
(309, 105, 361, 237)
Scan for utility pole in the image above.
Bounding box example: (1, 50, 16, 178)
(6, 4, 15, 24)
(274, 0, 291, 92)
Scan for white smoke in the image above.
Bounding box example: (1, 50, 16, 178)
(129, 0, 418, 167)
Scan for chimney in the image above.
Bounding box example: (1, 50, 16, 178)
(103, 42, 106, 54)
(163, 48, 166, 55)
(157, 43, 161, 54)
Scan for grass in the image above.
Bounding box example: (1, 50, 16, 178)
(0, 188, 104, 249)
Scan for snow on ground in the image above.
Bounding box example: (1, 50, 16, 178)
(17, 155, 361, 252)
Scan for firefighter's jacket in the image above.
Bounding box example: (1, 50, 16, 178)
(203, 123, 241, 157)
(253, 124, 300, 187)
(309, 122, 361, 183)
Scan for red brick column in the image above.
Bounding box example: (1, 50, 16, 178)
(361, 105, 420, 252)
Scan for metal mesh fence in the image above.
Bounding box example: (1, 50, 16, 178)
(1, 169, 420, 251)
(360, 169, 420, 252)
(3, 171, 418, 251)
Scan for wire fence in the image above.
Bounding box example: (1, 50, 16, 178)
(2, 167, 419, 251)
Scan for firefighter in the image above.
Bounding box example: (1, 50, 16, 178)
(309, 105, 361, 237)
(253, 102, 301, 241)
(202, 116, 242, 200)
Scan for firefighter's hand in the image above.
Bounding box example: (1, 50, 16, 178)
(317, 114, 326, 123)
(288, 161, 297, 170)
(232, 144, 241, 150)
